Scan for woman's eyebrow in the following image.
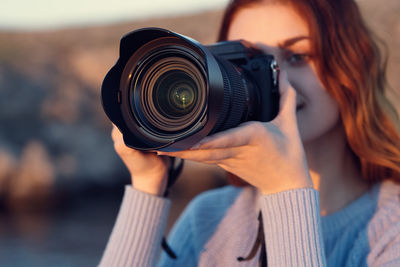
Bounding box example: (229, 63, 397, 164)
(278, 36, 311, 48)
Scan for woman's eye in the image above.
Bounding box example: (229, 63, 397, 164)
(286, 53, 311, 65)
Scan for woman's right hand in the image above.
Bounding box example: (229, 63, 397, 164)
(111, 124, 170, 196)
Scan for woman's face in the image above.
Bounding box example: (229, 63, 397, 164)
(227, 4, 341, 144)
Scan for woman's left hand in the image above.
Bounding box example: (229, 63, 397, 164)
(158, 77, 314, 195)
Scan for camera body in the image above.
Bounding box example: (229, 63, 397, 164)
(206, 40, 280, 123)
(101, 28, 279, 151)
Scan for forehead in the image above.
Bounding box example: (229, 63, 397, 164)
(227, 4, 310, 45)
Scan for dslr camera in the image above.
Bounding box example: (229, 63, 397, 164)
(101, 28, 280, 151)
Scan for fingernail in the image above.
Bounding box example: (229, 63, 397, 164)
(191, 143, 201, 150)
(191, 137, 212, 150)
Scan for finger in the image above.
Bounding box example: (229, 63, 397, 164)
(113, 138, 129, 155)
(278, 72, 297, 117)
(158, 146, 243, 163)
(112, 127, 138, 156)
(272, 72, 297, 126)
(191, 122, 257, 149)
(111, 124, 122, 142)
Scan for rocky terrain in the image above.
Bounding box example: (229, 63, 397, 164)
(0, 1, 398, 211)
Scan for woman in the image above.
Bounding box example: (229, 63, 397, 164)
(99, 0, 400, 266)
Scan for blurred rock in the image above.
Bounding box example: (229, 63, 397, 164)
(6, 141, 54, 211)
(0, 150, 17, 197)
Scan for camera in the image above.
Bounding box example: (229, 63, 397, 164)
(101, 28, 280, 151)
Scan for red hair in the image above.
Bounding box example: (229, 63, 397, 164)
(219, 0, 400, 185)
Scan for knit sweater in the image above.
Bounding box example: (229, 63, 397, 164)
(99, 179, 400, 266)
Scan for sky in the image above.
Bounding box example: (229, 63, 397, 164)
(0, 0, 230, 30)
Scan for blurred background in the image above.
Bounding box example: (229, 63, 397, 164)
(0, 0, 398, 266)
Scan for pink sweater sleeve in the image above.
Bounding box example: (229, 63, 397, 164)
(99, 185, 171, 267)
(260, 188, 327, 266)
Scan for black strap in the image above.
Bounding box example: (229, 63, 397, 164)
(259, 224, 267, 267)
(161, 157, 184, 259)
(237, 212, 268, 266)
(161, 237, 177, 259)
(163, 157, 184, 197)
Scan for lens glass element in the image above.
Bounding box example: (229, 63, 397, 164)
(132, 55, 207, 134)
(154, 71, 197, 118)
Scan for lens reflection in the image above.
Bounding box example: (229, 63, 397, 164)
(154, 71, 197, 118)
(170, 83, 195, 109)
(133, 55, 206, 133)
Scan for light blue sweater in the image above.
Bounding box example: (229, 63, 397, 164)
(99, 179, 400, 266)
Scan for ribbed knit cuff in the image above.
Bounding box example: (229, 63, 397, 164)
(99, 185, 171, 267)
(260, 188, 326, 267)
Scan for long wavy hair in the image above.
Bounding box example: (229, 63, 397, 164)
(219, 0, 400, 185)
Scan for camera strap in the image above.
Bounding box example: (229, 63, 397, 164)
(161, 157, 184, 260)
(237, 211, 268, 266)
(163, 157, 184, 197)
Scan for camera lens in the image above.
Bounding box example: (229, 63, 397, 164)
(101, 28, 279, 151)
(154, 70, 197, 118)
(132, 56, 207, 134)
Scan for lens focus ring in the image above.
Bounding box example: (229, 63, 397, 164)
(211, 57, 248, 133)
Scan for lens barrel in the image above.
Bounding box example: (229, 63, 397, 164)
(101, 28, 279, 151)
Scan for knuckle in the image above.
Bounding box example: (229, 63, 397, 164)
(114, 141, 128, 154)
(247, 121, 266, 135)
(111, 128, 119, 141)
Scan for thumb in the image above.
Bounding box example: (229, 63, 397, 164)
(274, 72, 297, 123)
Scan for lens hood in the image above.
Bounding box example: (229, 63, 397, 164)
(101, 28, 225, 151)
